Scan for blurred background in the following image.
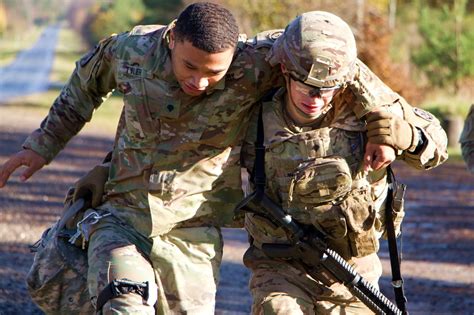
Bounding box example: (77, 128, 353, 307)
(0, 1, 473, 314)
(0, 0, 473, 151)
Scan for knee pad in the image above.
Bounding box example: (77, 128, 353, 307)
(95, 278, 158, 312)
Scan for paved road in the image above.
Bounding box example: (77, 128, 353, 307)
(0, 25, 60, 102)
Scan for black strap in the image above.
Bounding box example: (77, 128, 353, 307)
(252, 105, 266, 199)
(385, 166, 409, 314)
(96, 279, 154, 311)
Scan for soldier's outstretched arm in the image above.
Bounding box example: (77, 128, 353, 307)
(21, 34, 119, 165)
(0, 149, 47, 187)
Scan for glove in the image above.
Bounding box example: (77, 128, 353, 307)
(72, 164, 110, 208)
(365, 111, 419, 152)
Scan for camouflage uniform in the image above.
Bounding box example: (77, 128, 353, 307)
(240, 11, 448, 315)
(460, 104, 474, 172)
(241, 84, 448, 314)
(23, 23, 282, 314)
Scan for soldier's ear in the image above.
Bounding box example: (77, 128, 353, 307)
(169, 30, 175, 49)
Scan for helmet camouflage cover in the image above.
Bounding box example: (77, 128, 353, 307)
(268, 11, 357, 88)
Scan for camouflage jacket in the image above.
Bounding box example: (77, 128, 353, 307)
(460, 104, 474, 172)
(23, 24, 282, 237)
(242, 83, 448, 259)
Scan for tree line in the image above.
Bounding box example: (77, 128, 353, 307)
(1, 0, 473, 99)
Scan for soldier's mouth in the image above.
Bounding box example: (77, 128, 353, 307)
(182, 82, 206, 95)
(301, 103, 324, 114)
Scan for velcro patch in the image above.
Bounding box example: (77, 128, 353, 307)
(413, 107, 435, 121)
(79, 44, 99, 67)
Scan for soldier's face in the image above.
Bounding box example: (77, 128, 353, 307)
(286, 76, 338, 124)
(169, 33, 234, 96)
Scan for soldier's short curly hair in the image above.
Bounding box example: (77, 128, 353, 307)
(174, 2, 239, 53)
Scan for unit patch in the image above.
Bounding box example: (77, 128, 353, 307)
(413, 107, 435, 121)
(79, 44, 99, 67)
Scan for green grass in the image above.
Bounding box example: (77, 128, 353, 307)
(1, 25, 122, 135)
(0, 27, 44, 66)
(447, 145, 463, 163)
(49, 27, 87, 83)
(2, 89, 123, 135)
(421, 96, 472, 119)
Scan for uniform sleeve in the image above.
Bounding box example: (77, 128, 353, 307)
(460, 104, 474, 172)
(245, 30, 285, 99)
(385, 98, 448, 169)
(241, 105, 259, 173)
(349, 59, 400, 119)
(22, 34, 121, 163)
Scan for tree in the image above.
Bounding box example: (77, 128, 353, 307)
(85, 0, 145, 45)
(141, 0, 184, 24)
(0, 2, 7, 36)
(412, 0, 474, 90)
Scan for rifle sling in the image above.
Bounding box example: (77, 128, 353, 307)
(386, 167, 408, 314)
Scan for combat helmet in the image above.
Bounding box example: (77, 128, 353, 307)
(268, 11, 357, 88)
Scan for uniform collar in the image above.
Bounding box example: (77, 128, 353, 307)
(150, 21, 179, 88)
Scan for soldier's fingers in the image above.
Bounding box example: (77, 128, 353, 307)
(0, 157, 25, 187)
(366, 110, 391, 123)
(19, 164, 42, 182)
(366, 120, 391, 132)
(363, 150, 373, 172)
(371, 154, 386, 171)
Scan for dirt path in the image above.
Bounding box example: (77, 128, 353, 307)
(0, 106, 473, 314)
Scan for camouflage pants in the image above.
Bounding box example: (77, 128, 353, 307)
(88, 213, 223, 315)
(243, 246, 382, 315)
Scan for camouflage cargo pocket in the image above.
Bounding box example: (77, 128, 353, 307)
(288, 157, 352, 207)
(340, 189, 379, 257)
(26, 222, 94, 315)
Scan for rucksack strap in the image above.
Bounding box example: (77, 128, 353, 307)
(252, 105, 266, 199)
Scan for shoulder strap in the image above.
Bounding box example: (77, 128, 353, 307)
(385, 166, 409, 314)
(252, 105, 266, 198)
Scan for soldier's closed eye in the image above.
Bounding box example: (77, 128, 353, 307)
(184, 61, 197, 70)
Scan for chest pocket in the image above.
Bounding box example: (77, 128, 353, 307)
(266, 128, 364, 206)
(198, 90, 255, 148)
(116, 61, 158, 148)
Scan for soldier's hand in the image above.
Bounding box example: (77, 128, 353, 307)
(366, 110, 418, 152)
(363, 142, 396, 172)
(72, 164, 109, 207)
(0, 149, 47, 188)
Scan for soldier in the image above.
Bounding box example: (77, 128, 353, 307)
(0, 3, 283, 314)
(240, 11, 448, 314)
(0, 3, 430, 314)
(460, 104, 474, 172)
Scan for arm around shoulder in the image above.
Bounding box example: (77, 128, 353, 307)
(396, 98, 448, 169)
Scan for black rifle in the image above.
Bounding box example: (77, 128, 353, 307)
(236, 191, 403, 315)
